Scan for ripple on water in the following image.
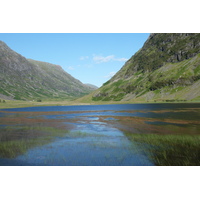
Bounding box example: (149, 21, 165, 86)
(1, 103, 199, 166)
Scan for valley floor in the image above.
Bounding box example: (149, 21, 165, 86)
(0, 99, 200, 109)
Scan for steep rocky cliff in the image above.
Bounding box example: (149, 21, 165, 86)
(92, 33, 200, 102)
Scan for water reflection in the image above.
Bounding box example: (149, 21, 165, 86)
(0, 103, 200, 166)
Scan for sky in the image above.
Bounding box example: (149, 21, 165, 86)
(0, 33, 150, 87)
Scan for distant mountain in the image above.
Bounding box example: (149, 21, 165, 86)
(0, 41, 94, 101)
(90, 33, 200, 102)
(84, 83, 98, 90)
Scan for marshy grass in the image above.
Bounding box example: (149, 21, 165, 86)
(0, 126, 68, 159)
(0, 127, 104, 159)
(0, 139, 43, 158)
(126, 133, 200, 166)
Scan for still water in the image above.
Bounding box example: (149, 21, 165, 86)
(0, 103, 200, 166)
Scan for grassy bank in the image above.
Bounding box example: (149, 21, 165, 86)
(0, 99, 200, 109)
(0, 99, 94, 109)
(126, 133, 200, 166)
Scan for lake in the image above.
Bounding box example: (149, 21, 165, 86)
(0, 103, 200, 166)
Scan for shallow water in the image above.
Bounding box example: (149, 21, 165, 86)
(0, 103, 200, 166)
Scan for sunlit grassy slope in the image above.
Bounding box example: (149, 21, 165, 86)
(76, 55, 200, 103)
(79, 34, 200, 103)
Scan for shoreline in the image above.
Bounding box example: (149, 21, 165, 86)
(0, 99, 200, 109)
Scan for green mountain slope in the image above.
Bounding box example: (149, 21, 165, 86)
(0, 41, 94, 101)
(91, 33, 200, 102)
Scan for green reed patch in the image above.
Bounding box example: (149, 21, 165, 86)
(0, 126, 68, 158)
(0, 139, 42, 158)
(126, 133, 200, 166)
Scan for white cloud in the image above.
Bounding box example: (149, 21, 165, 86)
(67, 66, 75, 70)
(114, 57, 128, 62)
(93, 55, 115, 63)
(93, 55, 128, 63)
(104, 71, 116, 79)
(80, 56, 89, 60)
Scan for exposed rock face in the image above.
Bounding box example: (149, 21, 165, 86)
(92, 33, 200, 101)
(0, 41, 94, 100)
(121, 33, 200, 77)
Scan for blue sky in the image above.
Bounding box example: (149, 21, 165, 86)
(0, 33, 149, 87)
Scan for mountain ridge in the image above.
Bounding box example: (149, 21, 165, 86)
(89, 33, 200, 102)
(0, 41, 94, 101)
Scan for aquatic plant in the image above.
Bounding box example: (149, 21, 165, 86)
(0, 126, 68, 159)
(126, 133, 200, 166)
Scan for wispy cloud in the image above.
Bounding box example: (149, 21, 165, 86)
(114, 57, 128, 62)
(104, 71, 116, 79)
(80, 56, 89, 60)
(93, 55, 115, 63)
(67, 66, 75, 70)
(93, 55, 128, 63)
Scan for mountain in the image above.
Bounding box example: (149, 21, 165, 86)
(0, 41, 94, 101)
(84, 83, 98, 90)
(91, 33, 200, 102)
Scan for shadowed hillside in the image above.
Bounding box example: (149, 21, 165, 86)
(0, 41, 95, 101)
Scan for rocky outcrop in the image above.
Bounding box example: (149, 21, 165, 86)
(121, 33, 200, 76)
